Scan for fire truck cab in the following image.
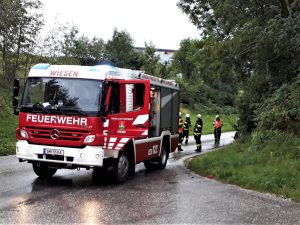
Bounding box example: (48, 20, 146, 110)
(13, 64, 179, 183)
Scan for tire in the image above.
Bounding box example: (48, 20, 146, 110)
(92, 166, 110, 184)
(93, 166, 108, 178)
(111, 152, 130, 183)
(144, 161, 157, 170)
(32, 162, 57, 179)
(144, 144, 169, 170)
(157, 144, 168, 169)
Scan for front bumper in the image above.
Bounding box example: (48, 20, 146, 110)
(16, 140, 105, 167)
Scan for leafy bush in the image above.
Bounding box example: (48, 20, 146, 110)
(0, 89, 12, 119)
(256, 76, 300, 134)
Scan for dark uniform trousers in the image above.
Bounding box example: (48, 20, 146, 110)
(214, 128, 221, 144)
(193, 120, 203, 152)
(178, 131, 184, 150)
(194, 133, 201, 152)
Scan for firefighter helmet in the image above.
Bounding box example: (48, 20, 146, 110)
(197, 114, 202, 119)
(185, 114, 190, 118)
(215, 115, 220, 119)
(179, 112, 182, 117)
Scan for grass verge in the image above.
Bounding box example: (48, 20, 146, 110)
(187, 130, 300, 202)
(0, 115, 18, 156)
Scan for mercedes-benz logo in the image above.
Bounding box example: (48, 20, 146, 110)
(50, 129, 60, 139)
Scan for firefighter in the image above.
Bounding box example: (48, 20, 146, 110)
(178, 112, 184, 151)
(194, 114, 203, 152)
(183, 114, 191, 144)
(213, 115, 223, 144)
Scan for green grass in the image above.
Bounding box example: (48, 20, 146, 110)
(187, 131, 300, 202)
(180, 106, 236, 134)
(0, 115, 18, 156)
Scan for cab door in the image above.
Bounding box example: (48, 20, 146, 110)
(104, 80, 150, 151)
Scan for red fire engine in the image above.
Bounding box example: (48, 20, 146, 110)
(12, 64, 180, 183)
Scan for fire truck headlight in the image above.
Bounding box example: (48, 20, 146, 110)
(20, 129, 29, 139)
(84, 135, 96, 143)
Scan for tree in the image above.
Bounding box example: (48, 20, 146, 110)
(61, 24, 79, 59)
(170, 37, 237, 111)
(177, 0, 279, 38)
(172, 38, 199, 80)
(0, 0, 44, 87)
(105, 29, 139, 68)
(140, 42, 161, 75)
(177, 0, 300, 134)
(37, 19, 66, 62)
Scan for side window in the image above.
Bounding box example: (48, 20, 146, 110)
(132, 83, 145, 111)
(107, 82, 145, 114)
(108, 84, 120, 114)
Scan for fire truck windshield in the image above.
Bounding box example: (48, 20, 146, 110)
(21, 77, 102, 115)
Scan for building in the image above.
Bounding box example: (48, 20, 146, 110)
(135, 47, 176, 64)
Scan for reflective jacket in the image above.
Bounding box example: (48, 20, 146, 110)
(178, 118, 183, 133)
(183, 119, 191, 131)
(213, 119, 223, 129)
(194, 119, 203, 135)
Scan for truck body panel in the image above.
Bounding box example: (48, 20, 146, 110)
(14, 63, 180, 182)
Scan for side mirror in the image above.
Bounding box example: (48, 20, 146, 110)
(13, 79, 20, 97)
(12, 79, 20, 115)
(100, 81, 108, 117)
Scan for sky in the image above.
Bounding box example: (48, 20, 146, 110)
(40, 0, 200, 50)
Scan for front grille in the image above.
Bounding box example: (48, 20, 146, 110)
(26, 126, 88, 141)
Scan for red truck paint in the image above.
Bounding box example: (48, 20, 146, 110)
(14, 64, 180, 183)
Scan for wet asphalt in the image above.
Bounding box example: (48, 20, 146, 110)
(0, 132, 299, 224)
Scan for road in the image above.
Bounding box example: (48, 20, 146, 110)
(0, 132, 299, 224)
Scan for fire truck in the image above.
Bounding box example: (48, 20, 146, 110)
(12, 64, 180, 183)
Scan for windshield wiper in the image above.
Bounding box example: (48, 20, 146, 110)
(57, 106, 87, 116)
(32, 103, 51, 114)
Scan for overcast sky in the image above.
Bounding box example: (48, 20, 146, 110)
(40, 0, 200, 50)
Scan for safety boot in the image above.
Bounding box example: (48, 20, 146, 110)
(178, 146, 183, 151)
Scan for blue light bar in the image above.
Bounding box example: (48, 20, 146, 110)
(89, 65, 118, 73)
(32, 63, 51, 70)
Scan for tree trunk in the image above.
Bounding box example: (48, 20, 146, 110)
(280, 0, 292, 17)
(12, 26, 23, 82)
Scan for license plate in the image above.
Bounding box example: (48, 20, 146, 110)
(44, 148, 64, 156)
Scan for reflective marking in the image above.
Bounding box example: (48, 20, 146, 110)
(141, 130, 148, 135)
(110, 137, 117, 142)
(132, 115, 149, 125)
(120, 138, 130, 143)
(115, 147, 121, 150)
(108, 143, 114, 147)
(117, 144, 124, 148)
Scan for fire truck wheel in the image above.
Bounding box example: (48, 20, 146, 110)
(32, 162, 57, 179)
(144, 144, 169, 170)
(157, 144, 168, 169)
(112, 152, 130, 183)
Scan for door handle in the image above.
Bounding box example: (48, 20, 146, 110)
(135, 124, 147, 128)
